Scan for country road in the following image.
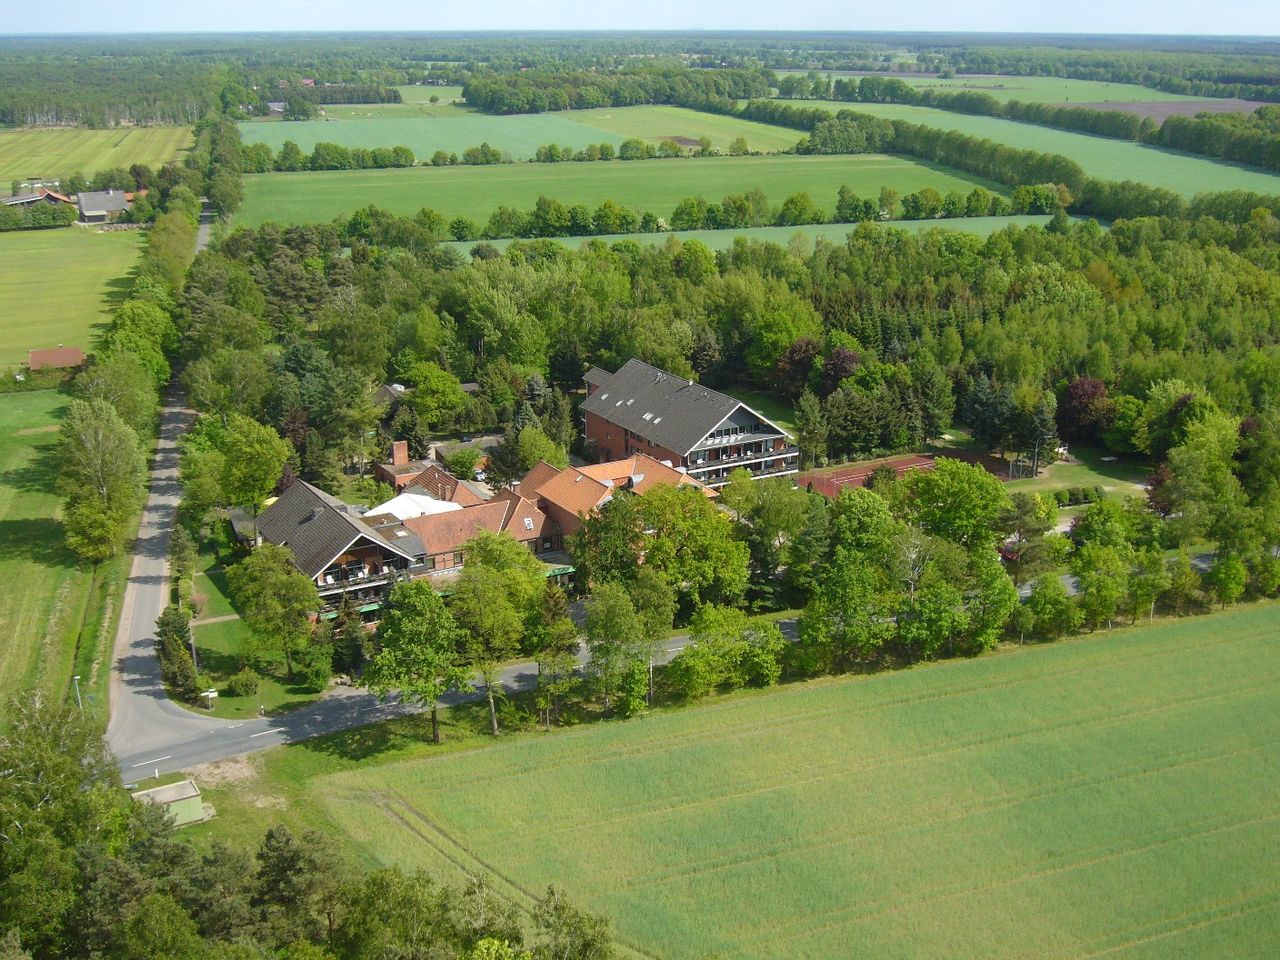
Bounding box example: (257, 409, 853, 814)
(110, 619, 762, 777)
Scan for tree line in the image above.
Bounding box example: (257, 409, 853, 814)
(461, 66, 773, 115)
(242, 139, 416, 173)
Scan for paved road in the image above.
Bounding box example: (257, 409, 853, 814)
(110, 617, 747, 777)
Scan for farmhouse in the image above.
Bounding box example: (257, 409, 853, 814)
(27, 345, 86, 371)
(2, 187, 72, 208)
(76, 188, 131, 223)
(517, 454, 716, 537)
(582, 359, 798, 488)
(254, 477, 569, 618)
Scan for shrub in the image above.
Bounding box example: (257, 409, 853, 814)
(226, 668, 261, 698)
(1053, 489, 1070, 507)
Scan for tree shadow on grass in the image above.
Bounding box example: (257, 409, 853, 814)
(0, 517, 80, 569)
(298, 699, 495, 763)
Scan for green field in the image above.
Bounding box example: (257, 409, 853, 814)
(0, 125, 191, 185)
(1007, 445, 1150, 500)
(309, 602, 1280, 959)
(395, 84, 465, 104)
(237, 154, 1000, 227)
(239, 105, 802, 161)
(808, 100, 1280, 197)
(443, 215, 1061, 256)
(571, 105, 803, 152)
(0, 228, 142, 367)
(190, 618, 324, 720)
(239, 109, 624, 161)
(778, 72, 1207, 104)
(0, 391, 131, 722)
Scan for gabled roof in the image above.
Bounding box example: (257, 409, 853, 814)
(403, 501, 509, 557)
(76, 189, 130, 216)
(527, 466, 613, 519)
(576, 454, 716, 498)
(491, 489, 554, 541)
(405, 462, 488, 506)
(27, 346, 86, 370)
(581, 359, 751, 455)
(255, 480, 415, 578)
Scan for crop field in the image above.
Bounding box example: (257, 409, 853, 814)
(777, 72, 1207, 104)
(237, 154, 1000, 227)
(571, 105, 803, 152)
(0, 125, 191, 185)
(239, 110, 624, 161)
(239, 105, 802, 160)
(316, 602, 1280, 959)
(807, 100, 1280, 197)
(0, 391, 130, 723)
(442, 215, 1062, 256)
(0, 228, 141, 367)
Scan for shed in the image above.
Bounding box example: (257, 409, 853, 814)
(132, 779, 206, 826)
(27, 345, 86, 370)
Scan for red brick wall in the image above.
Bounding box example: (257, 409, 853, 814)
(584, 411, 687, 468)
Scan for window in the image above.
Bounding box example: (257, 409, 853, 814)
(523, 517, 534, 531)
(452, 551, 463, 566)
(542, 537, 553, 550)
(425, 556, 436, 570)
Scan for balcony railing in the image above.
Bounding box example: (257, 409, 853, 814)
(688, 444, 800, 471)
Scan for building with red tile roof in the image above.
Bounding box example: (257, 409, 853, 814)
(517, 454, 715, 537)
(27, 345, 86, 370)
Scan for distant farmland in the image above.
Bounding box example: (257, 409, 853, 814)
(317, 602, 1280, 960)
(0, 125, 191, 186)
(807, 100, 1280, 197)
(237, 154, 1001, 227)
(238, 105, 802, 161)
(777, 72, 1212, 105)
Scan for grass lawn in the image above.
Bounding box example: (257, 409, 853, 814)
(805, 100, 1280, 197)
(1008, 445, 1150, 499)
(237, 153, 1003, 227)
(443, 215, 1063, 257)
(299, 602, 1280, 960)
(777, 73, 1208, 105)
(0, 390, 132, 724)
(0, 228, 142, 368)
(191, 618, 324, 720)
(728, 386, 796, 436)
(0, 125, 192, 186)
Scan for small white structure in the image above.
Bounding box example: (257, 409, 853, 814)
(365, 492, 463, 523)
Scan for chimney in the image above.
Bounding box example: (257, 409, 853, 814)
(391, 440, 409, 466)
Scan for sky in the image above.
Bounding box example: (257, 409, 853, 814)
(20, 0, 1280, 37)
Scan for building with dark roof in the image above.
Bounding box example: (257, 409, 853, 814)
(76, 188, 131, 223)
(255, 478, 568, 620)
(582, 360, 798, 488)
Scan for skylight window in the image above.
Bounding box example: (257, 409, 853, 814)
(653, 417, 662, 423)
(642, 412, 653, 421)
(524, 517, 534, 530)
(600, 392, 608, 400)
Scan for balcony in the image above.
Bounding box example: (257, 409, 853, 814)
(688, 443, 800, 472)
